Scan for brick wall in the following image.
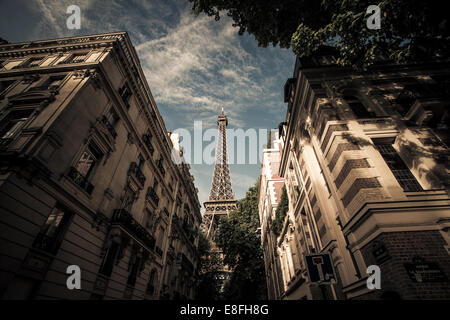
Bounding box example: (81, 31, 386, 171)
(342, 177, 381, 207)
(359, 230, 450, 299)
(328, 143, 360, 171)
(321, 124, 349, 152)
(334, 159, 370, 189)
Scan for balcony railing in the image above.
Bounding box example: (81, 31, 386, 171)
(112, 209, 156, 250)
(129, 162, 146, 186)
(142, 134, 154, 155)
(68, 166, 94, 194)
(102, 116, 117, 138)
(28, 84, 59, 92)
(146, 186, 159, 206)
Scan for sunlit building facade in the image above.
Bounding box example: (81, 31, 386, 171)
(0, 32, 201, 300)
(269, 48, 450, 299)
(258, 130, 285, 299)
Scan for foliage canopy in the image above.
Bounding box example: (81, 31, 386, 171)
(215, 181, 267, 299)
(188, 0, 449, 69)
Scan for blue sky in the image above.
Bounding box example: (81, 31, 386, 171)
(0, 0, 295, 210)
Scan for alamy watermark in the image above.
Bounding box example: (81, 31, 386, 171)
(170, 121, 268, 166)
(366, 5, 381, 30)
(367, 265, 381, 290)
(66, 265, 81, 290)
(66, 5, 81, 30)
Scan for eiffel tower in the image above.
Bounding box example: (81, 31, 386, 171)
(201, 108, 237, 240)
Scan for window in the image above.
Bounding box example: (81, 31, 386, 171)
(28, 57, 43, 67)
(68, 143, 103, 194)
(14, 57, 42, 69)
(98, 242, 119, 277)
(146, 269, 157, 295)
(0, 79, 16, 95)
(33, 205, 72, 254)
(0, 109, 34, 144)
(119, 83, 132, 108)
(44, 75, 65, 89)
(344, 95, 374, 118)
(156, 226, 165, 251)
(137, 155, 145, 170)
(394, 90, 416, 116)
(374, 141, 422, 192)
(104, 108, 119, 127)
(102, 108, 119, 137)
(127, 254, 142, 286)
(71, 53, 86, 63)
(30, 75, 65, 92)
(75, 144, 102, 180)
(157, 157, 165, 176)
(122, 185, 136, 211)
(59, 53, 86, 64)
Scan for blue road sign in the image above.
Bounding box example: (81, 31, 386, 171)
(305, 253, 336, 284)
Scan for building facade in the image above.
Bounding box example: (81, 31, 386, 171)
(258, 130, 285, 299)
(264, 48, 450, 300)
(0, 32, 201, 300)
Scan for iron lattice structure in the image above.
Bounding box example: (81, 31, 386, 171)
(201, 109, 237, 240)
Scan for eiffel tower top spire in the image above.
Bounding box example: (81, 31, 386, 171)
(209, 109, 234, 200)
(200, 109, 237, 239)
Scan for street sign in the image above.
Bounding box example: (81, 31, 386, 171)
(305, 253, 336, 284)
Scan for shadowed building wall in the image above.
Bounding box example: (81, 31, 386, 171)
(0, 32, 201, 300)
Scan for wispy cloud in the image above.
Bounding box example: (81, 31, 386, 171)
(1, 0, 294, 207)
(136, 11, 270, 129)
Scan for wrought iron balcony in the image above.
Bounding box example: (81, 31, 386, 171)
(68, 166, 94, 194)
(142, 134, 154, 155)
(146, 186, 159, 206)
(128, 162, 146, 186)
(112, 208, 156, 250)
(102, 116, 117, 138)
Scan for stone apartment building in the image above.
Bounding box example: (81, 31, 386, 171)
(263, 47, 450, 300)
(258, 130, 285, 299)
(0, 32, 201, 300)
